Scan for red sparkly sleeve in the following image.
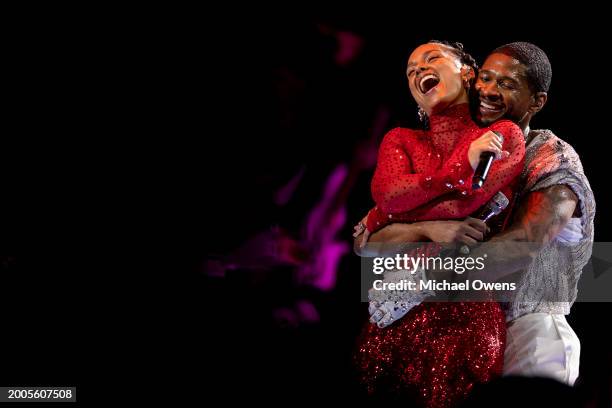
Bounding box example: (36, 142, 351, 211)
(387, 120, 525, 223)
(366, 127, 475, 232)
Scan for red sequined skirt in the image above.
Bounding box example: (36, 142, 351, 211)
(354, 301, 506, 407)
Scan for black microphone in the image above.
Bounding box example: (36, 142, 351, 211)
(459, 191, 509, 254)
(472, 131, 503, 190)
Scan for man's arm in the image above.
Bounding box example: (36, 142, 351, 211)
(492, 184, 578, 244)
(354, 222, 427, 257)
(354, 218, 488, 257)
(467, 184, 579, 281)
(355, 184, 578, 279)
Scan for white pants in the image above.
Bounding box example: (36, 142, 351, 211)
(503, 313, 580, 385)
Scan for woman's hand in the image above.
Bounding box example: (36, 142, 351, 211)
(468, 130, 510, 170)
(353, 215, 372, 248)
(369, 300, 414, 328)
(420, 218, 489, 245)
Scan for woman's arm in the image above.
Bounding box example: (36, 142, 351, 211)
(384, 120, 525, 223)
(371, 128, 476, 214)
(366, 128, 476, 232)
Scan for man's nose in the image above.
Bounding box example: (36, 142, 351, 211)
(479, 83, 501, 100)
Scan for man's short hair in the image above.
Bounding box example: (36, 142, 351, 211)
(492, 42, 552, 93)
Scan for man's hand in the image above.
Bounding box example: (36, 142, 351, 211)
(420, 218, 489, 245)
(353, 215, 490, 256)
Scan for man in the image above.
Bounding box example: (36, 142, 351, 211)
(354, 42, 595, 386)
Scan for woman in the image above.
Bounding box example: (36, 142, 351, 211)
(353, 41, 525, 407)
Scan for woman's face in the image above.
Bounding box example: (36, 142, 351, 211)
(407, 43, 470, 116)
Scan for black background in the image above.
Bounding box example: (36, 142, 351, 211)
(200, 11, 612, 405)
(2, 7, 611, 406)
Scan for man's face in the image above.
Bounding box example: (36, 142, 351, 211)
(475, 53, 534, 127)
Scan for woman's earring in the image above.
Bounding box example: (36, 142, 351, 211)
(417, 107, 427, 122)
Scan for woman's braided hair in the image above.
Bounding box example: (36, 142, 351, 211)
(429, 40, 479, 77)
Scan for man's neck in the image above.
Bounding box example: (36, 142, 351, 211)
(519, 117, 530, 135)
(520, 117, 532, 140)
(523, 124, 540, 148)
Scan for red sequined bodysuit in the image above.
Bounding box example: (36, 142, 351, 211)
(355, 104, 525, 407)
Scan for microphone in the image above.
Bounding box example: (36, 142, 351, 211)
(459, 191, 509, 255)
(473, 191, 509, 222)
(472, 131, 503, 190)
